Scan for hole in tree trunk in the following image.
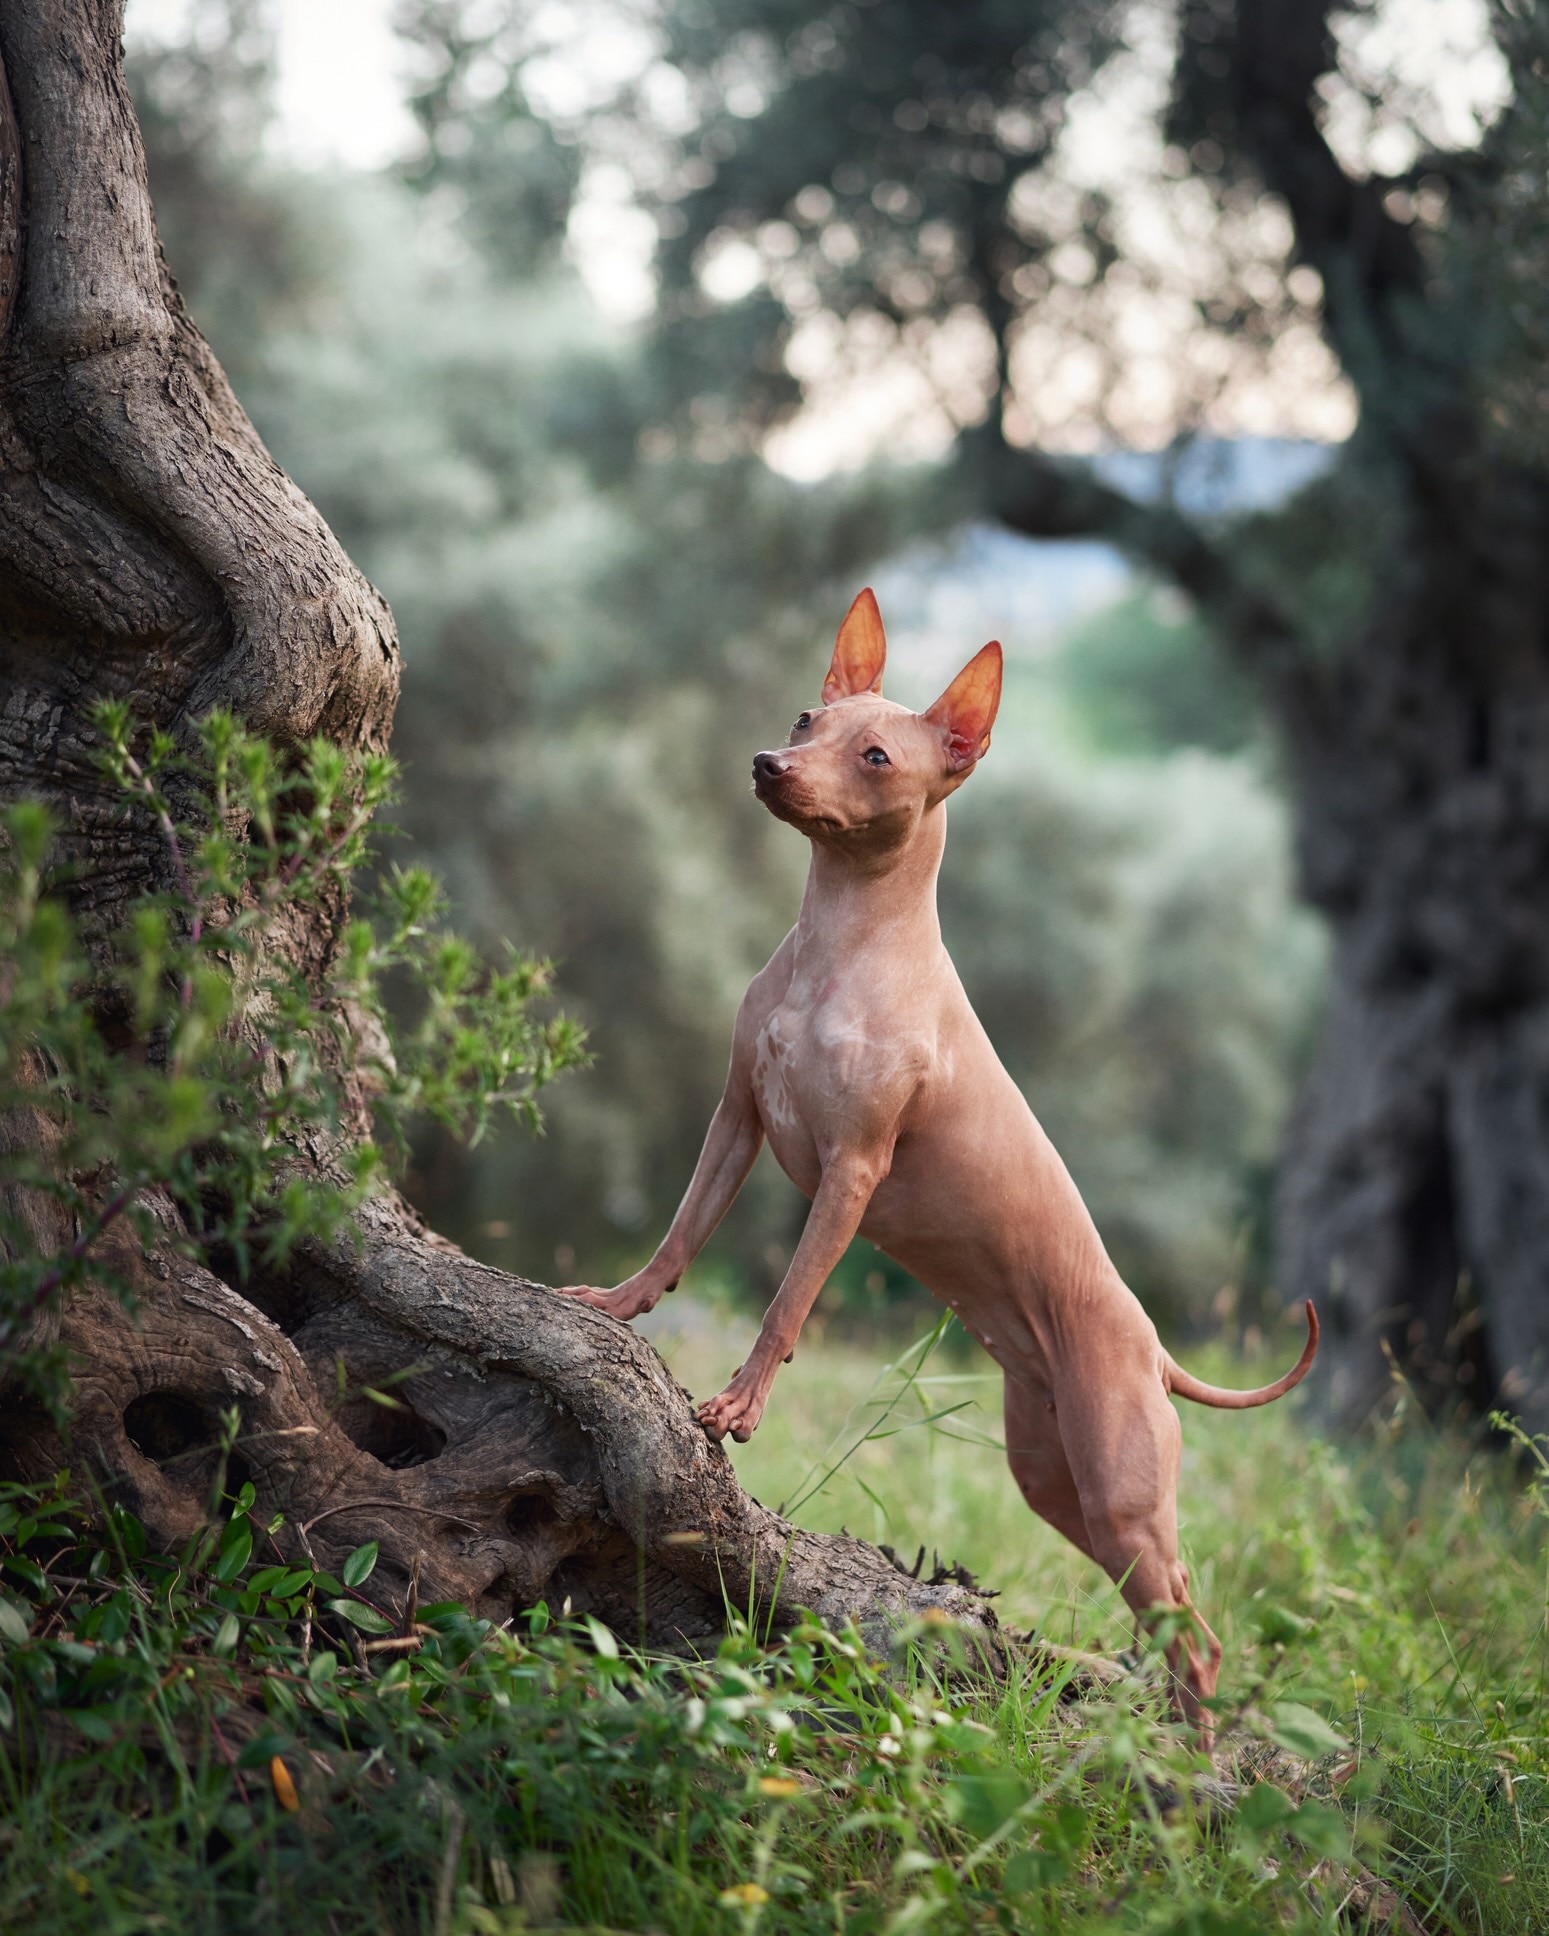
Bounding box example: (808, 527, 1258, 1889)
(122, 1392, 252, 1498)
(336, 1398, 447, 1470)
(506, 1492, 561, 1538)
(201, 1246, 317, 1337)
(124, 1391, 219, 1462)
(544, 1540, 725, 1639)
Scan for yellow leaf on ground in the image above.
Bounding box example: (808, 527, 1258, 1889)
(270, 1755, 301, 1812)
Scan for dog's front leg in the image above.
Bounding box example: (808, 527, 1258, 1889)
(558, 1087, 764, 1320)
(696, 1150, 886, 1443)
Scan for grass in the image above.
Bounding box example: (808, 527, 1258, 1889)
(2, 1310, 1548, 1935)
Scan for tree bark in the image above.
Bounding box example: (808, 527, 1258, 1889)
(1228, 0, 1549, 1432)
(1269, 473, 1549, 1432)
(0, 1, 998, 1649)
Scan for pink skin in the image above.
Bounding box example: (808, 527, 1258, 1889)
(558, 588, 1316, 1741)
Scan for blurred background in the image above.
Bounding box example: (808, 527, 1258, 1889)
(121, 0, 1548, 1417)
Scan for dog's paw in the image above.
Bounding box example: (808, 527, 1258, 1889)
(554, 1283, 650, 1321)
(695, 1370, 767, 1444)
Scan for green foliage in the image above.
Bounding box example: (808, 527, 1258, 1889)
(1054, 587, 1257, 758)
(0, 705, 582, 1406)
(672, 1320, 1549, 1934)
(591, 0, 1127, 434)
(1456, 0, 1549, 464)
(396, 0, 583, 278)
(129, 0, 329, 399)
(0, 1476, 1389, 1933)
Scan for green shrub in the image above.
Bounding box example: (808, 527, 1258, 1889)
(0, 702, 584, 1407)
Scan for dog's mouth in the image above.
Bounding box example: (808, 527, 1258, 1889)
(752, 776, 843, 835)
(753, 773, 802, 823)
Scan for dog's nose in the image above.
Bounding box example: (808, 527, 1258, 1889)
(753, 750, 789, 783)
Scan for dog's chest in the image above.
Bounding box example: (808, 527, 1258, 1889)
(750, 1004, 829, 1192)
(752, 1008, 804, 1129)
(750, 982, 927, 1198)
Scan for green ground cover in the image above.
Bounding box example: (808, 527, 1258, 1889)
(2, 1312, 1545, 1935)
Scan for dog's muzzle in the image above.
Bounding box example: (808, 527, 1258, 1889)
(752, 750, 793, 798)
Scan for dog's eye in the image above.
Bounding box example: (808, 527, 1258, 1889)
(792, 713, 812, 734)
(864, 746, 890, 768)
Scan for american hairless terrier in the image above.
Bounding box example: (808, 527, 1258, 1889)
(560, 589, 1316, 1733)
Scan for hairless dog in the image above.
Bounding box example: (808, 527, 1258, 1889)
(560, 588, 1316, 1737)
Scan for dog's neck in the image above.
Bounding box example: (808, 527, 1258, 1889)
(792, 801, 946, 968)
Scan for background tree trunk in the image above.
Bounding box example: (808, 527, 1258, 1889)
(1221, 0, 1549, 1433)
(1271, 466, 1549, 1431)
(0, 1, 997, 1649)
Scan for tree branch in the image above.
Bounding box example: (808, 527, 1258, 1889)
(1217, 0, 1426, 384)
(967, 427, 1307, 683)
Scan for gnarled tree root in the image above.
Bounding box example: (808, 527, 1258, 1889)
(0, 1187, 1003, 1655)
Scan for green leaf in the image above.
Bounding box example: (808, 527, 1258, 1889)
(107, 1505, 147, 1561)
(1266, 1700, 1348, 1761)
(1236, 1781, 1295, 1831)
(327, 1597, 395, 1634)
(1003, 1848, 1067, 1892)
(211, 1523, 253, 1583)
(0, 1597, 31, 1646)
(1286, 1800, 1350, 1860)
(212, 1613, 241, 1657)
(1153, 1914, 1261, 1936)
(584, 1615, 619, 1660)
(414, 1601, 467, 1625)
(1254, 1603, 1312, 1646)
(249, 1566, 312, 1597)
(0, 1685, 13, 1730)
(64, 1708, 115, 1743)
(342, 1541, 378, 1588)
(1041, 1803, 1087, 1856)
(943, 1772, 1031, 1841)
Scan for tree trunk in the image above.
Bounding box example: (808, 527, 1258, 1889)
(1272, 467, 1549, 1433)
(0, 1, 997, 1650)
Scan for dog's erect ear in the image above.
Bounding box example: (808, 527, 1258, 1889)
(923, 642, 1003, 772)
(822, 588, 887, 703)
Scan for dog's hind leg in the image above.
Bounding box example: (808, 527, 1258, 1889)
(1002, 1369, 1097, 1560)
(1054, 1379, 1222, 1743)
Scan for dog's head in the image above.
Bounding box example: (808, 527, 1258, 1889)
(752, 589, 1002, 847)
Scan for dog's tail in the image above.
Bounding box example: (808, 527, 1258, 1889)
(1163, 1300, 1319, 1410)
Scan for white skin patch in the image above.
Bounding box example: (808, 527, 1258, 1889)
(754, 1017, 798, 1129)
